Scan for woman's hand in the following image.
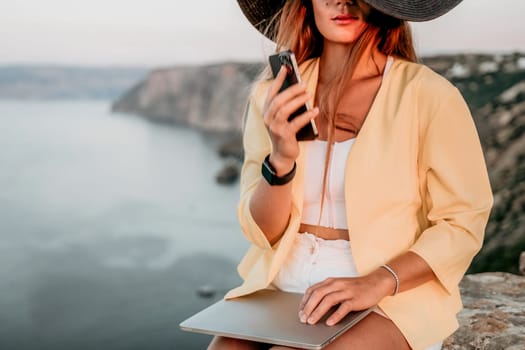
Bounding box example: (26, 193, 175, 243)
(298, 269, 396, 326)
(263, 67, 319, 174)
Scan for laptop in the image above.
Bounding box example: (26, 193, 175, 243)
(179, 289, 373, 350)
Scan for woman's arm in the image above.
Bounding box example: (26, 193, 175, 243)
(246, 67, 319, 245)
(248, 176, 294, 245)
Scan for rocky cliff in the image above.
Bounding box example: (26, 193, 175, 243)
(443, 272, 525, 349)
(112, 62, 262, 133)
(112, 53, 525, 275)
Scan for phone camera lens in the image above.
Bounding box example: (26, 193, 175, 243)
(279, 57, 291, 74)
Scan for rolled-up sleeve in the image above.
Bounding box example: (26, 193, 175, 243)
(236, 87, 273, 250)
(410, 87, 493, 295)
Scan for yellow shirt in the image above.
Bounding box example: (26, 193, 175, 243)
(225, 57, 493, 350)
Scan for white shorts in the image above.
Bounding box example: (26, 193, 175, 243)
(272, 232, 443, 350)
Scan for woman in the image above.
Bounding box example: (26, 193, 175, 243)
(209, 0, 493, 349)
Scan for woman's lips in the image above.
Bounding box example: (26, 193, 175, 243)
(332, 14, 358, 24)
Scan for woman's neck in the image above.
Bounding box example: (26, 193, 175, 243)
(318, 40, 386, 84)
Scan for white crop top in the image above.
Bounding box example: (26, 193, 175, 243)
(301, 56, 394, 229)
(302, 138, 355, 229)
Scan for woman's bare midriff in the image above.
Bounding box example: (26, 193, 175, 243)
(299, 223, 349, 240)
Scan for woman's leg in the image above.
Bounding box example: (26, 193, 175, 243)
(207, 336, 269, 350)
(269, 312, 411, 350)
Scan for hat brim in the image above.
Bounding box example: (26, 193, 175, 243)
(237, 0, 463, 41)
(363, 0, 463, 22)
(237, 0, 284, 41)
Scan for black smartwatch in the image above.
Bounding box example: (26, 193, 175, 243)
(261, 154, 296, 186)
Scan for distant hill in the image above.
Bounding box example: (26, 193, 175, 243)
(0, 65, 148, 99)
(112, 62, 262, 133)
(112, 52, 525, 275)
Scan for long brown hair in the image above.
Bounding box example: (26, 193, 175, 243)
(272, 0, 417, 120)
(264, 0, 418, 225)
(271, 0, 417, 63)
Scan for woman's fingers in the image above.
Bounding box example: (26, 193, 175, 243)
(299, 275, 387, 326)
(300, 278, 330, 310)
(274, 90, 311, 122)
(305, 290, 350, 325)
(264, 91, 318, 146)
(299, 277, 379, 326)
(326, 299, 355, 326)
(266, 86, 309, 123)
(289, 107, 319, 134)
(264, 67, 292, 122)
(266, 66, 288, 101)
(299, 278, 343, 324)
(265, 73, 309, 117)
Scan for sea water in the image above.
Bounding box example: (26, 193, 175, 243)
(0, 100, 247, 349)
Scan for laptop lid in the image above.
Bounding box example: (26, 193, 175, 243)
(180, 289, 373, 350)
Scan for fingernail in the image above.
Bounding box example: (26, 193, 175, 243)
(307, 317, 315, 325)
(299, 311, 306, 323)
(326, 319, 334, 326)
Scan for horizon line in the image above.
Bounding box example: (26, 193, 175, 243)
(1, 49, 525, 69)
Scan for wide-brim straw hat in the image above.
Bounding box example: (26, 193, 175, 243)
(238, 0, 463, 40)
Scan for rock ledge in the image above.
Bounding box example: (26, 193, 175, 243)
(444, 272, 525, 349)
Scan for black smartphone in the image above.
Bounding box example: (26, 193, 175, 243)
(269, 50, 318, 141)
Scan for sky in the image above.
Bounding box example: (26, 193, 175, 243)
(0, 0, 524, 67)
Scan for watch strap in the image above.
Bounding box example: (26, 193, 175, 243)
(261, 154, 296, 186)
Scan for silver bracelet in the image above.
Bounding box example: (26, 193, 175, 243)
(380, 264, 399, 296)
